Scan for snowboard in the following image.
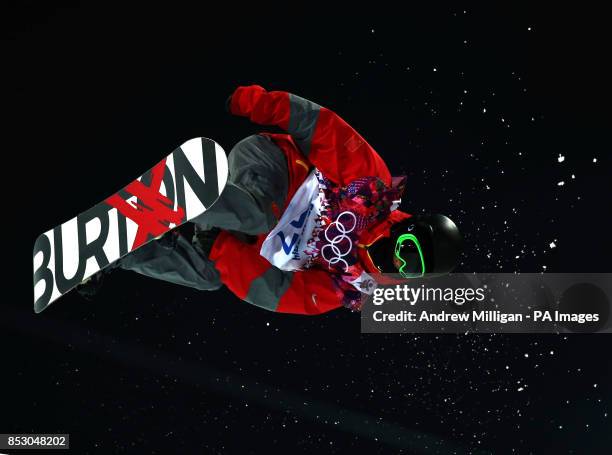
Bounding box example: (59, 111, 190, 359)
(33, 137, 229, 313)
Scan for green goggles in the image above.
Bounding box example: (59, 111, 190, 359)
(394, 233, 426, 278)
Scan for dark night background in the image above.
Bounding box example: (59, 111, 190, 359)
(2, 3, 611, 454)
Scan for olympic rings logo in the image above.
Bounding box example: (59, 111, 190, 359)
(321, 211, 357, 271)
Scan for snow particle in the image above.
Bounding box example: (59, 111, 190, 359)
(549, 242, 556, 249)
(557, 154, 565, 163)
(557, 181, 565, 186)
(593, 157, 598, 163)
(482, 108, 487, 113)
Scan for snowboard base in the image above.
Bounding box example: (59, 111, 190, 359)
(33, 137, 228, 313)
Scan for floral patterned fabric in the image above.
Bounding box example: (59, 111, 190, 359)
(303, 171, 407, 310)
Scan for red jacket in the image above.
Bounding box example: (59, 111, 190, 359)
(209, 85, 410, 315)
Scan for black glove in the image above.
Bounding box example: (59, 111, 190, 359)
(193, 227, 221, 256)
(225, 94, 233, 114)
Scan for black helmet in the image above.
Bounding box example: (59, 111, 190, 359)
(367, 214, 463, 277)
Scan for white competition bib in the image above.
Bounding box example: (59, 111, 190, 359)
(260, 170, 323, 271)
(259, 170, 383, 296)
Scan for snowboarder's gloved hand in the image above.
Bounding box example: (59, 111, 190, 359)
(193, 227, 221, 256)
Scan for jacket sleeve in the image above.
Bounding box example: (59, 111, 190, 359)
(229, 85, 392, 187)
(209, 231, 343, 315)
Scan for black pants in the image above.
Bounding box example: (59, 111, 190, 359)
(117, 134, 288, 291)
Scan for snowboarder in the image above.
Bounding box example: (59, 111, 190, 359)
(83, 85, 462, 315)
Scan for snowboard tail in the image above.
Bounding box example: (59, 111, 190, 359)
(33, 137, 229, 313)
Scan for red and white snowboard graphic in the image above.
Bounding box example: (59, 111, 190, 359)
(33, 137, 228, 313)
